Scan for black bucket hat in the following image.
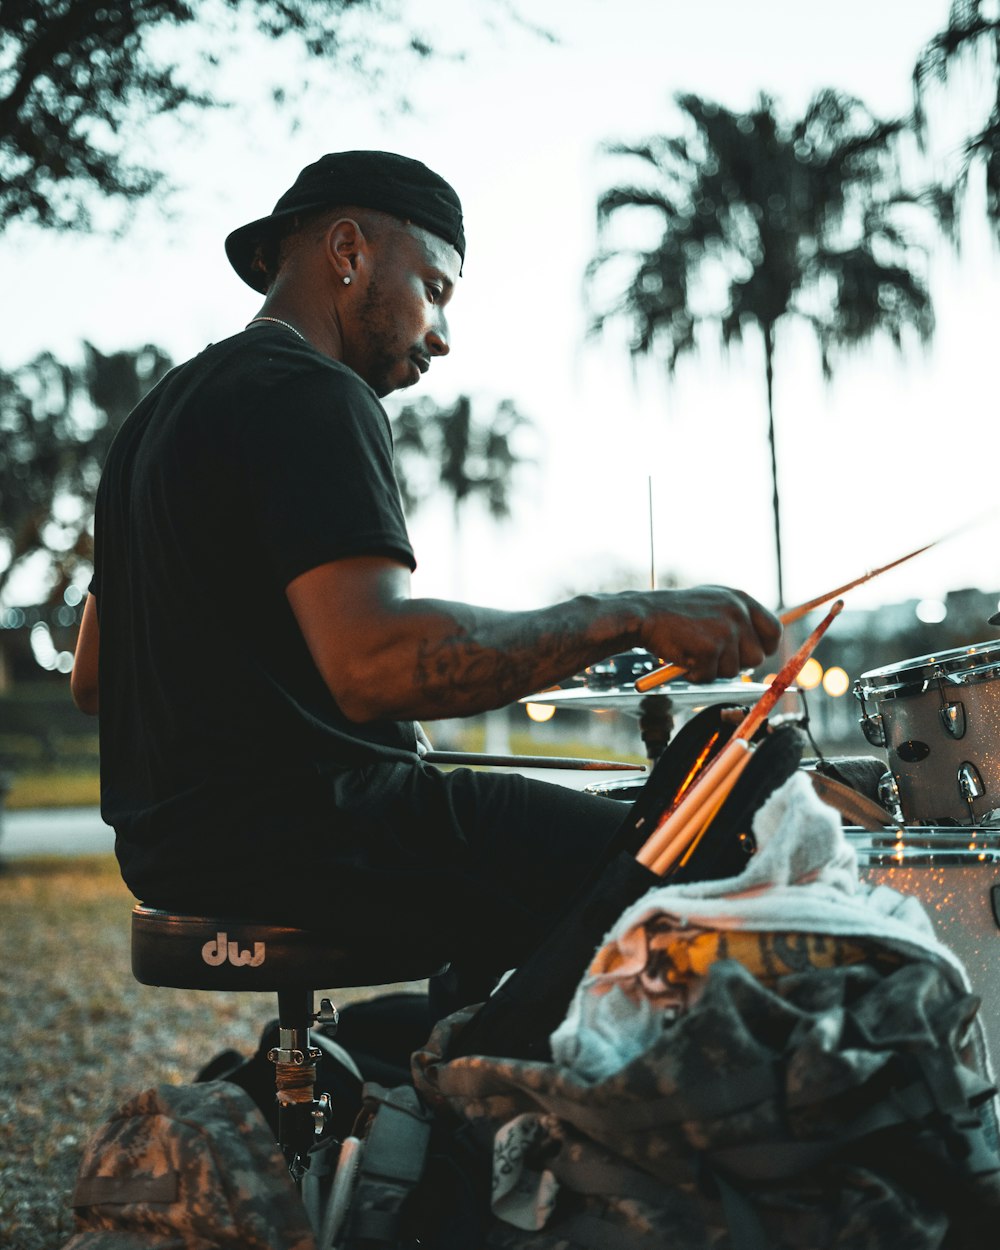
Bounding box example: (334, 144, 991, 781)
(225, 150, 465, 293)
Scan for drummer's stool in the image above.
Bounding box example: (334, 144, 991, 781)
(130, 904, 447, 1185)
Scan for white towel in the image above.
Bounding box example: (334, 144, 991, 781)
(552, 771, 969, 1080)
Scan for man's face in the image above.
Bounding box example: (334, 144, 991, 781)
(343, 226, 460, 398)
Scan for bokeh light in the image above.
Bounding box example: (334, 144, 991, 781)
(797, 658, 823, 690)
(525, 702, 556, 723)
(822, 665, 850, 697)
(916, 599, 947, 624)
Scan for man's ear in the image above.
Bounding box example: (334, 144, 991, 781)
(326, 218, 369, 284)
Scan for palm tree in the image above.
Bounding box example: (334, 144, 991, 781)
(588, 90, 938, 607)
(0, 342, 171, 604)
(392, 394, 532, 592)
(913, 0, 1000, 235)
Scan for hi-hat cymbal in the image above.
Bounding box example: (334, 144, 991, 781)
(520, 679, 774, 715)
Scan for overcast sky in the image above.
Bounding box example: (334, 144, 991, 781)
(5, 0, 997, 627)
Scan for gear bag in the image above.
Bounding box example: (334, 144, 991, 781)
(406, 759, 1000, 1249)
(411, 956, 1000, 1249)
(63, 1081, 316, 1250)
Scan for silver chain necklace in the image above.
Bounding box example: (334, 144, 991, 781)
(245, 316, 307, 342)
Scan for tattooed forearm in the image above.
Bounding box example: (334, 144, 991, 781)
(409, 595, 644, 718)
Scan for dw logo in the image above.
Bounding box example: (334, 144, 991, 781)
(201, 931, 266, 968)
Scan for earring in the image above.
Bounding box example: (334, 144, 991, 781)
(343, 275, 351, 286)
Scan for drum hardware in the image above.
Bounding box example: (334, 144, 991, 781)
(942, 702, 966, 738)
(959, 760, 986, 815)
(877, 773, 903, 823)
(860, 709, 886, 748)
(638, 695, 675, 760)
(584, 649, 658, 690)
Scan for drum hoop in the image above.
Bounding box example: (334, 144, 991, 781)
(846, 826, 1000, 863)
(855, 645, 1000, 701)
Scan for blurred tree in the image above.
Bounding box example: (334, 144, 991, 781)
(914, 0, 1000, 236)
(392, 394, 532, 589)
(588, 90, 938, 607)
(1, 0, 547, 234)
(0, 343, 172, 603)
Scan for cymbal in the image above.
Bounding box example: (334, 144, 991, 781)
(520, 679, 774, 715)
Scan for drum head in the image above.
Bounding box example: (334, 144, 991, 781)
(855, 639, 1000, 701)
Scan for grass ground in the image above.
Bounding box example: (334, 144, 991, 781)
(0, 854, 406, 1250)
(1, 730, 646, 812)
(3, 773, 100, 811)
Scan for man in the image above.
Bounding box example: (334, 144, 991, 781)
(72, 150, 779, 985)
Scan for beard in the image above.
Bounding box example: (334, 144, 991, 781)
(352, 274, 421, 398)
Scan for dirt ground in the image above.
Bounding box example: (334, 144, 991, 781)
(0, 855, 394, 1250)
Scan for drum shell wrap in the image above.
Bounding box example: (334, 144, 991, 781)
(850, 831, 1000, 1066)
(854, 642, 1000, 826)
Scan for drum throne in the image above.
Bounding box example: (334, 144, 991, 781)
(129, 903, 445, 1188)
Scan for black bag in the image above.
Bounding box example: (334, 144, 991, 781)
(453, 709, 807, 1063)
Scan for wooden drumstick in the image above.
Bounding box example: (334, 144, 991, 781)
(728, 599, 844, 742)
(422, 750, 644, 771)
(649, 742, 752, 876)
(636, 601, 843, 873)
(634, 533, 965, 694)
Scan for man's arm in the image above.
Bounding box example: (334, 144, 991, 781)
(71, 593, 100, 715)
(287, 556, 781, 724)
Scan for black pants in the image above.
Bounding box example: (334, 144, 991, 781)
(141, 760, 626, 985)
(307, 761, 626, 979)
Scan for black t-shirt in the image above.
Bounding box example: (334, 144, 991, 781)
(91, 325, 418, 898)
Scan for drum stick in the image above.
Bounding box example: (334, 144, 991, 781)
(728, 599, 844, 744)
(636, 735, 749, 868)
(647, 741, 752, 875)
(674, 761, 748, 871)
(634, 529, 972, 694)
(635, 601, 843, 872)
(422, 751, 645, 772)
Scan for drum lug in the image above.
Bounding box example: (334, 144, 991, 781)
(877, 772, 903, 823)
(860, 712, 886, 748)
(939, 701, 966, 739)
(958, 762, 986, 813)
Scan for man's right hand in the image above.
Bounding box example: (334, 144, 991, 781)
(636, 586, 781, 683)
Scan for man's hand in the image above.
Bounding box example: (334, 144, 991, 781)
(637, 586, 781, 683)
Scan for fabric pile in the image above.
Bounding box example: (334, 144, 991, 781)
(551, 770, 983, 1081)
(412, 771, 1000, 1250)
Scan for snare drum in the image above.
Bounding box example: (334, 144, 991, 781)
(849, 829, 1000, 1065)
(854, 641, 1000, 826)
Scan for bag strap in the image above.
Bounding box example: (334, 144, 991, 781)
(437, 1058, 781, 1137)
(342, 1082, 433, 1248)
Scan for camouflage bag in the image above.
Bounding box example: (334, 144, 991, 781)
(411, 956, 1000, 1249)
(63, 1080, 316, 1250)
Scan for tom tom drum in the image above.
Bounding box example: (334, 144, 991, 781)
(854, 641, 1000, 826)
